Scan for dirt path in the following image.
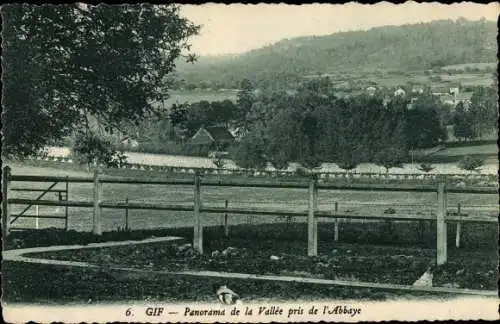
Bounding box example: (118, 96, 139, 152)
(3, 237, 497, 298)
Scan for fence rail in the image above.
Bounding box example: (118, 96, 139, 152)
(3, 166, 498, 265)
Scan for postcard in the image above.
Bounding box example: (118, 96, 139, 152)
(2, 2, 498, 323)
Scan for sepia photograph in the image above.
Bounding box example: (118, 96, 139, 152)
(1, 2, 499, 322)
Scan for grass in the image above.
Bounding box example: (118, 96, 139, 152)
(2, 261, 444, 304)
(432, 144, 498, 157)
(441, 62, 496, 71)
(3, 222, 497, 303)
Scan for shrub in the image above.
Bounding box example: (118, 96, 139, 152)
(212, 157, 226, 169)
(417, 163, 435, 173)
(458, 155, 484, 173)
(295, 166, 308, 177)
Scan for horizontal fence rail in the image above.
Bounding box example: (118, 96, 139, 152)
(7, 199, 497, 224)
(3, 167, 498, 266)
(9, 174, 498, 194)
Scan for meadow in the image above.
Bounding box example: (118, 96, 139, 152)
(162, 89, 238, 107)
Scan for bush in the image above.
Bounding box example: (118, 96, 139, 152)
(212, 157, 226, 169)
(294, 166, 308, 177)
(417, 163, 435, 173)
(458, 155, 484, 173)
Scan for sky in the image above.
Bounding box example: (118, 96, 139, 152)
(180, 2, 499, 56)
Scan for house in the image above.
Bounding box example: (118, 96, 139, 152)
(394, 88, 406, 97)
(407, 97, 419, 110)
(432, 84, 461, 97)
(431, 86, 450, 96)
(439, 92, 473, 110)
(449, 84, 460, 96)
(366, 86, 377, 96)
(411, 85, 424, 94)
(190, 125, 235, 150)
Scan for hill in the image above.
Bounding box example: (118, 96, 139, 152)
(176, 19, 497, 90)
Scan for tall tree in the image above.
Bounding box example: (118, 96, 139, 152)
(452, 102, 474, 141)
(2, 4, 199, 158)
(469, 86, 498, 138)
(234, 79, 256, 136)
(406, 91, 446, 149)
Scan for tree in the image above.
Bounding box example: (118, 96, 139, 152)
(336, 145, 364, 173)
(469, 86, 498, 139)
(231, 131, 267, 170)
(72, 131, 126, 170)
(406, 91, 446, 148)
(374, 147, 407, 173)
(458, 155, 484, 173)
(2, 4, 199, 158)
(234, 79, 256, 136)
(452, 102, 474, 141)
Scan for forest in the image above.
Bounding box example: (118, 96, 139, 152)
(176, 19, 497, 91)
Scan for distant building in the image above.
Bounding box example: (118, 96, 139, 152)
(432, 84, 461, 96)
(439, 92, 473, 110)
(431, 86, 450, 96)
(407, 97, 419, 110)
(411, 85, 424, 94)
(190, 125, 235, 150)
(449, 85, 460, 96)
(394, 88, 406, 97)
(366, 86, 377, 96)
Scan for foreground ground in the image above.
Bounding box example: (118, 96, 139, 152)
(3, 222, 497, 303)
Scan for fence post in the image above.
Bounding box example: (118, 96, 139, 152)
(334, 202, 339, 241)
(92, 169, 102, 235)
(224, 199, 229, 237)
(125, 198, 129, 231)
(193, 172, 203, 254)
(2, 166, 11, 237)
(308, 177, 318, 256)
(65, 176, 69, 231)
(35, 205, 39, 229)
(455, 202, 461, 248)
(436, 182, 447, 265)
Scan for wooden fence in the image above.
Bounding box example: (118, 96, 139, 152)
(2, 166, 497, 265)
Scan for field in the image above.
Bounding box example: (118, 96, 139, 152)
(441, 62, 496, 71)
(162, 90, 237, 107)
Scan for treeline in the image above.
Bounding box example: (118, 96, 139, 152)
(150, 78, 497, 170)
(230, 78, 447, 171)
(176, 19, 497, 90)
